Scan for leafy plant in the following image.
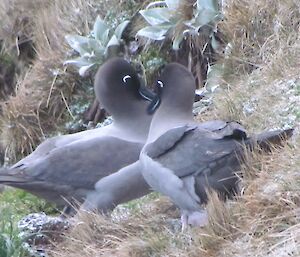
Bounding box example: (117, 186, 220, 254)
(64, 16, 129, 76)
(0, 189, 58, 257)
(136, 0, 221, 50)
(0, 207, 26, 257)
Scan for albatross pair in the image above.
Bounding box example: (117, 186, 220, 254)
(0, 58, 252, 215)
(81, 60, 292, 229)
(0, 58, 153, 215)
(0, 59, 292, 226)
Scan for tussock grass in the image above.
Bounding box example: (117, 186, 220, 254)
(219, 0, 300, 79)
(0, 0, 47, 103)
(50, 196, 179, 257)
(214, 143, 300, 257)
(0, 0, 49, 50)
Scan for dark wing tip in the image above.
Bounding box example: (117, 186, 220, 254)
(254, 127, 294, 152)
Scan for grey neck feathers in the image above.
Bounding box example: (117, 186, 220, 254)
(112, 100, 152, 141)
(148, 103, 194, 143)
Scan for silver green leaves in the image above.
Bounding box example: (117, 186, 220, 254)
(136, 3, 176, 45)
(64, 16, 129, 76)
(185, 0, 220, 30)
(137, 0, 220, 50)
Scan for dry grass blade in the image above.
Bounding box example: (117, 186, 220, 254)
(0, 0, 99, 161)
(219, 0, 300, 79)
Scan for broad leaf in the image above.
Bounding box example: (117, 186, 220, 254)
(165, 0, 180, 9)
(79, 63, 96, 77)
(106, 35, 120, 48)
(92, 16, 109, 42)
(210, 33, 219, 50)
(140, 8, 172, 26)
(82, 51, 96, 59)
(114, 20, 130, 40)
(172, 32, 185, 50)
(86, 38, 104, 52)
(192, 8, 219, 29)
(65, 35, 92, 55)
(64, 57, 92, 67)
(205, 63, 224, 91)
(136, 24, 172, 40)
(197, 0, 218, 11)
(105, 35, 120, 55)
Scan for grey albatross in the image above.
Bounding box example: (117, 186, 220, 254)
(82, 70, 254, 214)
(0, 57, 154, 215)
(81, 96, 249, 213)
(140, 63, 293, 229)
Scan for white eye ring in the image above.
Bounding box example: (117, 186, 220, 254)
(157, 80, 164, 88)
(123, 75, 131, 83)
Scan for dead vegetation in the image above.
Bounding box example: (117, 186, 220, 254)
(49, 0, 300, 256)
(219, 0, 300, 79)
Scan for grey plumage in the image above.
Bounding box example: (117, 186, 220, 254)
(80, 120, 250, 213)
(0, 58, 153, 215)
(140, 63, 293, 228)
(82, 161, 149, 213)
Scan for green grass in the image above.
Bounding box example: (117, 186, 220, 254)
(116, 192, 161, 212)
(0, 188, 58, 257)
(0, 189, 58, 216)
(0, 207, 27, 257)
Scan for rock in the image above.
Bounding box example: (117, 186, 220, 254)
(18, 213, 71, 256)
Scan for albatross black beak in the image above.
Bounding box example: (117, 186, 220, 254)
(146, 96, 161, 114)
(145, 78, 164, 114)
(136, 74, 161, 114)
(137, 75, 156, 102)
(138, 82, 160, 115)
(138, 85, 156, 102)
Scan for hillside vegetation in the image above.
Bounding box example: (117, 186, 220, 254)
(0, 0, 299, 256)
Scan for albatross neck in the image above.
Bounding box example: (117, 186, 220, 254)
(111, 100, 152, 142)
(148, 105, 194, 143)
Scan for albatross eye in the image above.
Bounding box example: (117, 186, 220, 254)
(157, 80, 164, 88)
(122, 75, 131, 83)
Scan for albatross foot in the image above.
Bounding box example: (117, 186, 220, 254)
(181, 210, 208, 230)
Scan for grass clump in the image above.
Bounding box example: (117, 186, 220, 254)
(0, 209, 27, 257)
(219, 0, 300, 79)
(0, 189, 58, 257)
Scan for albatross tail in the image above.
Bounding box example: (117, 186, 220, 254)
(246, 128, 294, 152)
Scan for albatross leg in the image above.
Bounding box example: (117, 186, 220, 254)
(181, 213, 189, 232)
